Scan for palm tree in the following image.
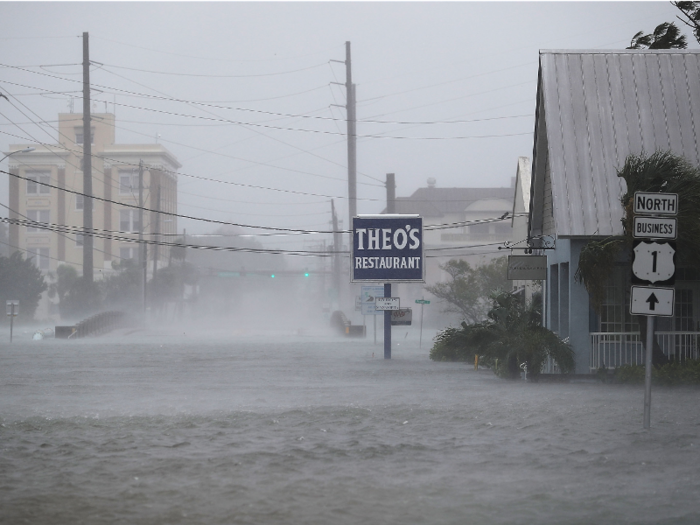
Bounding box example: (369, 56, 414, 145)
(430, 290, 575, 381)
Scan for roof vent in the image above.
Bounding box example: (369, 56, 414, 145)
(427, 177, 436, 188)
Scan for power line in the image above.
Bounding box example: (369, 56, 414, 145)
(94, 60, 331, 78)
(1, 169, 520, 236)
(1, 66, 535, 139)
(91, 35, 343, 63)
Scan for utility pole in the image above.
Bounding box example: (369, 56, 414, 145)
(82, 32, 93, 283)
(152, 181, 160, 282)
(386, 173, 396, 213)
(345, 41, 357, 227)
(331, 199, 341, 306)
(138, 160, 146, 313)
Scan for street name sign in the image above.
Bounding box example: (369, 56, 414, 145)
(630, 286, 675, 316)
(352, 215, 424, 283)
(633, 217, 677, 240)
(632, 240, 675, 285)
(633, 192, 678, 216)
(375, 297, 400, 311)
(415, 299, 430, 305)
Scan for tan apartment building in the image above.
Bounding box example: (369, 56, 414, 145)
(6, 112, 180, 285)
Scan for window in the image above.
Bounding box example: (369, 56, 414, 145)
(26, 209, 50, 232)
(26, 172, 51, 195)
(119, 170, 137, 195)
(27, 247, 49, 271)
(120, 209, 140, 232)
(75, 127, 94, 145)
(120, 247, 136, 260)
(470, 222, 490, 235)
(76, 194, 84, 210)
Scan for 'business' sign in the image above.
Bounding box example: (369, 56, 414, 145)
(352, 215, 424, 283)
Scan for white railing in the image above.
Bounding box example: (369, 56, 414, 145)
(590, 331, 700, 371)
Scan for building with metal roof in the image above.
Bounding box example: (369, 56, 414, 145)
(529, 49, 700, 373)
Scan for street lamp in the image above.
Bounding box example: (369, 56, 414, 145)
(0, 147, 35, 164)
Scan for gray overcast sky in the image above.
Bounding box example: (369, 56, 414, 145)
(0, 1, 690, 247)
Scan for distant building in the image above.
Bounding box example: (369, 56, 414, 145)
(382, 178, 515, 326)
(5, 113, 180, 316)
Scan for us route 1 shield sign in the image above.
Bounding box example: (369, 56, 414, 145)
(630, 286, 674, 317)
(631, 240, 675, 285)
(352, 215, 424, 283)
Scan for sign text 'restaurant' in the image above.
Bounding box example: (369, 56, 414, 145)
(352, 216, 424, 282)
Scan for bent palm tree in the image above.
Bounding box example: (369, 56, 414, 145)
(431, 291, 574, 380)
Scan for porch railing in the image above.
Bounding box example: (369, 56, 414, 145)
(590, 331, 700, 371)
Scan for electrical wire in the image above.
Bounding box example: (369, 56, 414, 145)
(1, 169, 520, 237)
(94, 60, 331, 78)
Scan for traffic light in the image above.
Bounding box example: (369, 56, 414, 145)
(270, 274, 275, 278)
(304, 272, 310, 277)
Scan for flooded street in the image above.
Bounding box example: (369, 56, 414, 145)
(1, 330, 699, 524)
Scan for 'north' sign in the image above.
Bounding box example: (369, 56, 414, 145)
(633, 192, 678, 216)
(352, 215, 424, 283)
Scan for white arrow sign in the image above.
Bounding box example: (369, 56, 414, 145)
(632, 241, 675, 283)
(630, 286, 674, 316)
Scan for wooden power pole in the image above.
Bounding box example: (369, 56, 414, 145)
(82, 32, 93, 283)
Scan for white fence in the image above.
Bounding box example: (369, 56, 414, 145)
(590, 331, 700, 371)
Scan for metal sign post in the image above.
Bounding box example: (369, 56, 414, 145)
(361, 285, 385, 346)
(6, 300, 19, 343)
(631, 191, 678, 430)
(352, 215, 424, 359)
(415, 298, 430, 348)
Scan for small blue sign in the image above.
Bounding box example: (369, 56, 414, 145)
(351, 215, 424, 282)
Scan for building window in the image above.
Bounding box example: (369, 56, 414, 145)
(675, 289, 694, 331)
(119, 170, 137, 195)
(27, 247, 50, 271)
(120, 247, 136, 260)
(75, 127, 94, 145)
(470, 222, 490, 235)
(26, 209, 50, 232)
(119, 209, 140, 232)
(26, 172, 51, 195)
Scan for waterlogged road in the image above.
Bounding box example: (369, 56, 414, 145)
(1, 329, 699, 524)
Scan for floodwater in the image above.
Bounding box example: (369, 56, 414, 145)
(1, 327, 699, 525)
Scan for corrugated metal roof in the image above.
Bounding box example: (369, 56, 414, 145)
(531, 49, 700, 238)
(391, 187, 514, 217)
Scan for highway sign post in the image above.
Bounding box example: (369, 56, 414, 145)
(415, 298, 430, 348)
(631, 192, 678, 430)
(352, 215, 424, 359)
(361, 285, 385, 345)
(6, 300, 18, 343)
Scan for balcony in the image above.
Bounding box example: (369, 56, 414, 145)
(590, 331, 700, 371)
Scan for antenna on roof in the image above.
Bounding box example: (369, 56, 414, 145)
(427, 177, 436, 188)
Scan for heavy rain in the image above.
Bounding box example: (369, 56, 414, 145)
(2, 2, 700, 524)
